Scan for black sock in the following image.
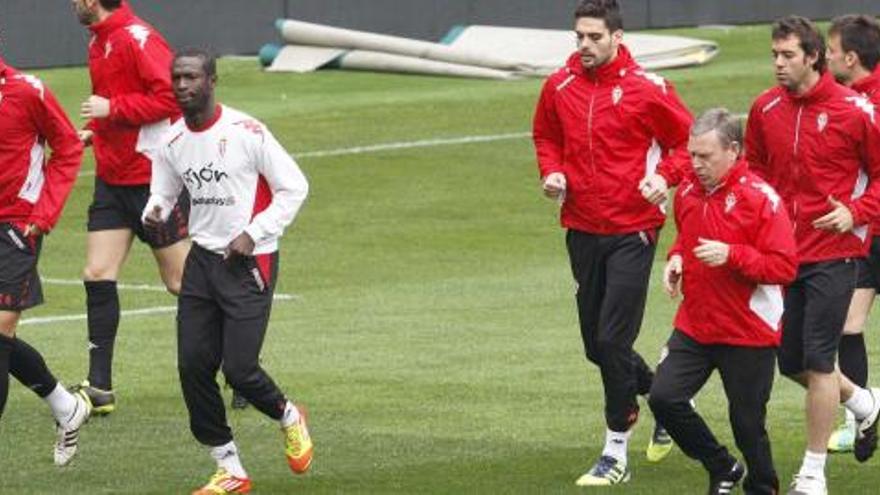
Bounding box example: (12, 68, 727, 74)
(9, 338, 58, 398)
(0, 334, 14, 419)
(85, 280, 119, 390)
(840, 333, 868, 388)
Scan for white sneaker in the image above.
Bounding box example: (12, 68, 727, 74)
(53, 390, 91, 466)
(787, 474, 827, 495)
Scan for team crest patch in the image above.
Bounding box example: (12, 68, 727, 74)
(725, 192, 737, 213)
(612, 85, 623, 105)
(817, 112, 828, 132)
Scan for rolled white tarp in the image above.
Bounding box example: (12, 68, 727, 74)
(276, 19, 537, 73)
(334, 50, 518, 80)
(443, 25, 719, 73)
(261, 43, 517, 80)
(263, 45, 347, 73)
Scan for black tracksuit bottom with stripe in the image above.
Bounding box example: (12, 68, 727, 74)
(178, 243, 288, 446)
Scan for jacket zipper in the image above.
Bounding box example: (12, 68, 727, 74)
(792, 104, 804, 224)
(587, 79, 598, 227)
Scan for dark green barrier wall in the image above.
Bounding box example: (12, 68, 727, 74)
(1, 0, 877, 68)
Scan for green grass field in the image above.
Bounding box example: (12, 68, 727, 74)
(2, 23, 879, 493)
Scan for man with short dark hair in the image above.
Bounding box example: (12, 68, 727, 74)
(0, 52, 92, 466)
(143, 49, 311, 495)
(69, 0, 190, 414)
(532, 0, 693, 485)
(746, 15, 880, 494)
(650, 108, 797, 495)
(824, 13, 880, 454)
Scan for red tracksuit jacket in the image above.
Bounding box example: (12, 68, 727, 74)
(670, 161, 798, 347)
(533, 45, 693, 235)
(0, 58, 83, 233)
(746, 72, 880, 263)
(852, 70, 880, 237)
(86, 1, 178, 186)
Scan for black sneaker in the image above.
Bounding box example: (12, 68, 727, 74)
(70, 380, 115, 416)
(231, 389, 249, 410)
(855, 387, 880, 462)
(708, 461, 745, 495)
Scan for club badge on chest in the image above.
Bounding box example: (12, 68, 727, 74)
(612, 86, 623, 106)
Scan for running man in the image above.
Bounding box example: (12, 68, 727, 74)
(0, 53, 92, 466)
(70, 0, 190, 414)
(532, 0, 693, 485)
(143, 48, 312, 494)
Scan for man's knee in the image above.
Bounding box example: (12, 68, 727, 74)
(82, 265, 115, 282)
(165, 278, 182, 296)
(221, 362, 259, 390)
(647, 385, 684, 418)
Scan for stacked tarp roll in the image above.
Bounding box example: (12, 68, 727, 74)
(260, 19, 719, 79)
(275, 19, 536, 73)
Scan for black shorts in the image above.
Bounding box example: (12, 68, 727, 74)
(87, 177, 189, 249)
(0, 223, 43, 311)
(778, 259, 857, 375)
(856, 237, 880, 290)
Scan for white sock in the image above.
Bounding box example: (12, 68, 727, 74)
(210, 441, 248, 479)
(280, 401, 301, 428)
(44, 383, 77, 423)
(601, 429, 629, 465)
(798, 450, 826, 479)
(844, 387, 875, 421)
(845, 408, 857, 429)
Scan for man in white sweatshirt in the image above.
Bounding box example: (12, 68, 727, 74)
(143, 48, 311, 495)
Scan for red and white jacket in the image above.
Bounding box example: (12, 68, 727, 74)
(670, 161, 798, 347)
(533, 45, 693, 235)
(746, 72, 880, 263)
(851, 70, 880, 237)
(0, 58, 83, 233)
(85, 1, 179, 186)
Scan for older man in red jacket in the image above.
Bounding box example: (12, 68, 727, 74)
(649, 108, 797, 495)
(746, 16, 880, 494)
(70, 0, 189, 414)
(0, 54, 92, 466)
(532, 0, 692, 486)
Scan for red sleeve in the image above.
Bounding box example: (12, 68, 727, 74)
(668, 187, 685, 259)
(532, 78, 565, 179)
(727, 192, 798, 284)
(28, 88, 84, 233)
(745, 101, 770, 183)
(848, 112, 880, 226)
(107, 35, 177, 126)
(648, 81, 693, 187)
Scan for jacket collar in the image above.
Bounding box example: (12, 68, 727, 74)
(700, 159, 749, 196)
(566, 43, 638, 83)
(851, 70, 880, 98)
(89, 1, 135, 38)
(788, 71, 837, 103)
